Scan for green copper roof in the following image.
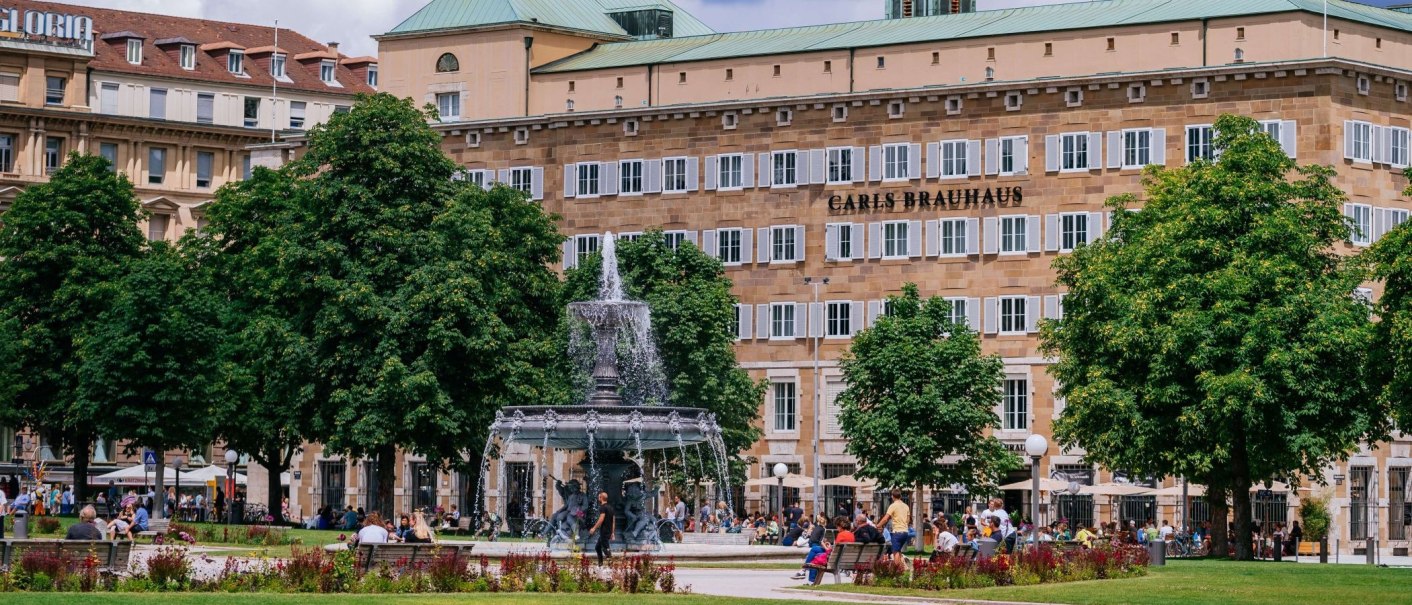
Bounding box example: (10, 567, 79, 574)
(388, 0, 715, 37)
(535, 0, 1412, 73)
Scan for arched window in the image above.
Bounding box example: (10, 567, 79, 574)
(436, 53, 459, 73)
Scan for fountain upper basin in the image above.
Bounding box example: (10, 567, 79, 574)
(496, 405, 715, 451)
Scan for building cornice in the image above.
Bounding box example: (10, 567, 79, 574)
(374, 22, 629, 44)
(87, 69, 361, 102)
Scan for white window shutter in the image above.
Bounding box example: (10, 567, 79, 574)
(983, 297, 999, 335)
(794, 225, 806, 261)
(1016, 136, 1029, 175)
(1107, 131, 1122, 168)
(1373, 126, 1387, 165)
(1373, 207, 1387, 242)
(1088, 132, 1103, 170)
(809, 302, 825, 338)
(1045, 214, 1060, 252)
(868, 222, 883, 259)
(1151, 128, 1167, 166)
(1280, 120, 1297, 159)
(531, 167, 545, 200)
(704, 155, 718, 190)
(852, 147, 866, 183)
(810, 149, 826, 185)
(757, 227, 771, 263)
(852, 223, 866, 261)
(685, 157, 699, 192)
(983, 217, 999, 255)
(1026, 296, 1042, 332)
(563, 239, 577, 269)
(908, 220, 923, 258)
(908, 143, 921, 179)
(796, 151, 811, 185)
(497, 168, 510, 184)
(758, 153, 773, 188)
(850, 302, 864, 335)
(966, 298, 980, 330)
(925, 219, 940, 257)
(1045, 135, 1060, 172)
(564, 164, 577, 198)
(984, 138, 1000, 176)
(740, 228, 753, 264)
(756, 305, 770, 340)
(967, 140, 982, 176)
(866, 301, 881, 327)
(741, 155, 755, 188)
(1027, 215, 1042, 252)
(1344, 121, 1355, 161)
(794, 303, 808, 339)
(684, 230, 698, 248)
(967, 218, 980, 255)
(738, 304, 753, 340)
(1057, 294, 1067, 319)
(825, 224, 839, 261)
(1044, 295, 1060, 320)
(869, 146, 883, 182)
(1090, 211, 1106, 239)
(927, 142, 940, 179)
(702, 229, 719, 258)
(600, 161, 619, 196)
(645, 159, 663, 193)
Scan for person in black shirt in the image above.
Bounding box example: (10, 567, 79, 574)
(853, 514, 885, 544)
(65, 506, 103, 540)
(589, 491, 615, 566)
(785, 500, 804, 530)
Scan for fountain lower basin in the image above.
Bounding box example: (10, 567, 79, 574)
(495, 406, 715, 451)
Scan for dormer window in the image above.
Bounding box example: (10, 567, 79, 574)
(271, 53, 286, 79)
(179, 44, 195, 70)
(321, 60, 336, 84)
(126, 39, 142, 64)
(228, 50, 245, 75)
(367, 65, 378, 88)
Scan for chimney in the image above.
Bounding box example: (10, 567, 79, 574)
(326, 41, 340, 54)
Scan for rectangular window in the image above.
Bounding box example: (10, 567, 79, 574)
(945, 298, 969, 328)
(1348, 121, 1373, 163)
(45, 76, 65, 105)
(147, 214, 169, 241)
(575, 234, 600, 263)
(1060, 132, 1089, 171)
(148, 147, 167, 185)
(1060, 212, 1090, 251)
(883, 143, 910, 181)
(196, 93, 214, 124)
(289, 101, 307, 129)
(664, 231, 688, 250)
(0, 72, 18, 101)
(619, 159, 643, 194)
(436, 92, 460, 121)
(228, 50, 245, 75)
(717, 154, 743, 190)
(1349, 203, 1373, 246)
(126, 39, 142, 64)
(149, 88, 167, 120)
(836, 223, 855, 260)
(509, 167, 533, 194)
(320, 60, 336, 84)
(826, 301, 852, 337)
(717, 228, 743, 265)
(1000, 215, 1028, 254)
(663, 157, 688, 193)
(367, 65, 379, 88)
(882, 221, 910, 259)
(99, 83, 118, 114)
(98, 142, 118, 172)
(196, 151, 214, 188)
(271, 54, 287, 79)
(771, 304, 797, 339)
(0, 135, 14, 173)
(773, 382, 797, 432)
(772, 226, 798, 262)
(319, 461, 346, 509)
(242, 154, 252, 180)
(772, 151, 797, 187)
(1389, 127, 1411, 168)
(999, 296, 1027, 334)
(1186, 125, 1214, 163)
(999, 136, 1025, 175)
(1003, 378, 1029, 431)
(180, 45, 196, 70)
(826, 147, 853, 184)
(1351, 466, 1372, 540)
(939, 218, 968, 256)
(940, 140, 968, 178)
(1123, 129, 1152, 168)
(575, 162, 600, 198)
(243, 97, 261, 128)
(44, 137, 62, 173)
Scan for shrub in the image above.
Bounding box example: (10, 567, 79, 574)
(33, 517, 61, 535)
(145, 546, 193, 590)
(1300, 494, 1332, 542)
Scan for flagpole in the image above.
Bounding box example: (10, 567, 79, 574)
(272, 20, 279, 143)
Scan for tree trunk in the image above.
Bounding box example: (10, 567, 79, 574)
(376, 443, 396, 516)
(1208, 481, 1229, 558)
(915, 481, 926, 555)
(1230, 442, 1254, 561)
(70, 432, 91, 503)
(152, 443, 166, 520)
(258, 444, 288, 524)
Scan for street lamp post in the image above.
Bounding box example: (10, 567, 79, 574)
(225, 450, 239, 525)
(1333, 473, 1345, 563)
(773, 463, 788, 519)
(804, 277, 828, 518)
(1025, 435, 1048, 532)
(172, 456, 184, 522)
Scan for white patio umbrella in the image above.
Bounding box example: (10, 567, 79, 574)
(999, 477, 1071, 492)
(819, 475, 878, 489)
(183, 464, 247, 485)
(92, 465, 196, 487)
(1080, 482, 1155, 497)
(744, 474, 814, 489)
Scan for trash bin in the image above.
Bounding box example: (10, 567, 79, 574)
(12, 511, 27, 539)
(1148, 540, 1166, 566)
(1273, 538, 1283, 562)
(977, 538, 998, 558)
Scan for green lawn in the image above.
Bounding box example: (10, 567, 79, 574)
(811, 559, 1412, 605)
(0, 594, 807, 605)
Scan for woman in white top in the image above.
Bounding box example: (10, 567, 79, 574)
(355, 512, 390, 544)
(935, 519, 960, 555)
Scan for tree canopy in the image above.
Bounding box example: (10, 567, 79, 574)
(1042, 114, 1386, 559)
(1364, 166, 1412, 431)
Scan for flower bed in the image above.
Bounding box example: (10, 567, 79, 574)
(854, 545, 1149, 590)
(0, 546, 682, 595)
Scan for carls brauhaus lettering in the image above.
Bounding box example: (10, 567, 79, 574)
(827, 187, 1024, 213)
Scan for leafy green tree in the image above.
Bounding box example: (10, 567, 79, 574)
(0, 153, 145, 501)
(80, 242, 226, 517)
(283, 94, 565, 514)
(1364, 166, 1412, 431)
(565, 231, 765, 498)
(1042, 115, 1386, 560)
(837, 283, 1019, 543)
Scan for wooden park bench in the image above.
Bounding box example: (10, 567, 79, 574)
(806, 542, 887, 585)
(1, 539, 135, 572)
(354, 542, 475, 572)
(452, 517, 473, 535)
(135, 518, 170, 539)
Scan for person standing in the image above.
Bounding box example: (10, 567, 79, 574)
(673, 496, 687, 533)
(106, 482, 119, 518)
(589, 491, 615, 566)
(878, 490, 912, 560)
(785, 500, 804, 531)
(0, 484, 7, 539)
(1290, 520, 1303, 557)
(61, 486, 74, 516)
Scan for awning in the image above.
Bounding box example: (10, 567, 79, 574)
(1000, 478, 1072, 493)
(182, 465, 246, 485)
(820, 474, 877, 489)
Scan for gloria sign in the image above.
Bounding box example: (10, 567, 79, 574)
(827, 186, 1024, 214)
(0, 7, 94, 45)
